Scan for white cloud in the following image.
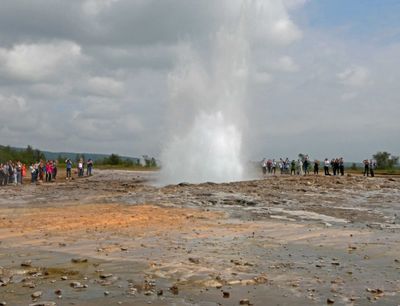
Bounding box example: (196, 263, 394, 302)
(239, 0, 302, 45)
(282, 0, 310, 10)
(275, 56, 299, 72)
(86, 76, 124, 97)
(0, 94, 27, 112)
(82, 0, 120, 16)
(340, 91, 358, 101)
(253, 71, 273, 83)
(0, 41, 83, 81)
(337, 65, 371, 87)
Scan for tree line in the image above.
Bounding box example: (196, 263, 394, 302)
(0, 145, 45, 164)
(56, 153, 157, 168)
(372, 151, 399, 170)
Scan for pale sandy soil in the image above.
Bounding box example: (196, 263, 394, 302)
(0, 170, 399, 306)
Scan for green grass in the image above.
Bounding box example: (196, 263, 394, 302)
(56, 162, 158, 171)
(346, 168, 400, 175)
(94, 164, 159, 171)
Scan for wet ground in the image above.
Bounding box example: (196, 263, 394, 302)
(0, 170, 399, 305)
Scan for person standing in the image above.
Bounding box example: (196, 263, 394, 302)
(339, 158, 344, 176)
(66, 159, 73, 180)
(290, 160, 296, 175)
(314, 160, 319, 175)
(29, 163, 36, 183)
(363, 159, 369, 176)
(45, 161, 53, 182)
(297, 159, 303, 175)
(78, 159, 84, 177)
(16, 161, 22, 184)
(52, 161, 58, 180)
(7, 162, 14, 184)
(0, 164, 4, 186)
(303, 157, 309, 175)
(272, 159, 276, 175)
(369, 159, 376, 177)
(261, 159, 267, 176)
(324, 158, 330, 175)
(87, 159, 93, 176)
(21, 163, 26, 184)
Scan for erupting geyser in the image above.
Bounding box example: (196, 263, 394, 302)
(161, 0, 298, 184)
(161, 111, 244, 184)
(160, 5, 250, 184)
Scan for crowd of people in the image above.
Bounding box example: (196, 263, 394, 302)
(363, 159, 377, 177)
(0, 161, 27, 185)
(0, 158, 94, 186)
(261, 156, 367, 177)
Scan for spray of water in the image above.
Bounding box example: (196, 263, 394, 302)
(161, 111, 243, 183)
(159, 5, 251, 184)
(160, 1, 297, 184)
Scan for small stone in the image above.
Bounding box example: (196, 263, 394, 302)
(239, 299, 251, 305)
(120, 247, 128, 251)
(100, 273, 113, 279)
(170, 285, 179, 295)
(327, 298, 335, 304)
(21, 260, 32, 267)
(61, 276, 68, 281)
(23, 282, 36, 288)
(31, 291, 42, 299)
(29, 302, 57, 306)
(188, 257, 200, 264)
(70, 281, 83, 288)
(71, 258, 88, 263)
(54, 289, 62, 295)
(223, 291, 230, 298)
(0, 302, 6, 306)
(104, 291, 110, 296)
(157, 289, 163, 296)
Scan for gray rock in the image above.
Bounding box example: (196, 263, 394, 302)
(54, 289, 62, 295)
(23, 282, 36, 288)
(21, 260, 32, 267)
(31, 291, 42, 298)
(29, 302, 57, 306)
(71, 258, 88, 263)
(70, 281, 83, 288)
(169, 285, 179, 295)
(188, 257, 200, 264)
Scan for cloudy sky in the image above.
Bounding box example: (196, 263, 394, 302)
(0, 0, 399, 162)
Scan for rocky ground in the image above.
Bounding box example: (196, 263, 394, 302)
(0, 170, 399, 306)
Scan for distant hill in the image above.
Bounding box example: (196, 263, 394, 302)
(4, 145, 140, 163)
(41, 150, 140, 163)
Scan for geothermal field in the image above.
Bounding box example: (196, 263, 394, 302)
(0, 170, 399, 306)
